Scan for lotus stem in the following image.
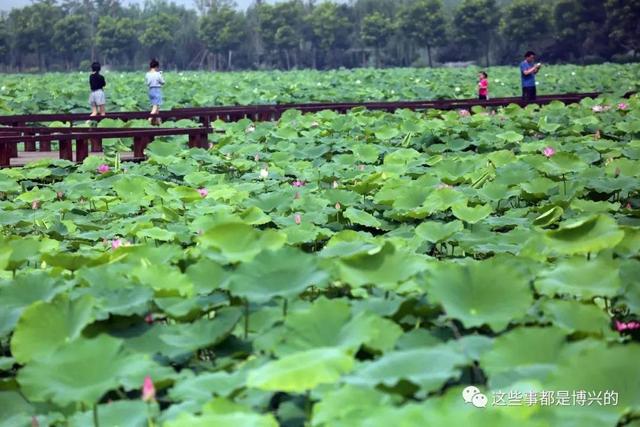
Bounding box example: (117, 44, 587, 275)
(93, 404, 99, 427)
(244, 299, 249, 339)
(282, 298, 288, 318)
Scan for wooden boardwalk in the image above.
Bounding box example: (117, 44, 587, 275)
(9, 151, 136, 167)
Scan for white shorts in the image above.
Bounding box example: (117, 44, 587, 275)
(89, 89, 106, 106)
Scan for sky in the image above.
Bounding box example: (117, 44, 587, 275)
(0, 0, 266, 11)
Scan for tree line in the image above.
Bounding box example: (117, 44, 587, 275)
(0, 0, 638, 72)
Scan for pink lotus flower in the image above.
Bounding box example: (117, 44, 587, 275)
(56, 191, 64, 200)
(111, 239, 123, 250)
(542, 147, 556, 158)
(335, 202, 341, 210)
(626, 202, 632, 210)
(31, 200, 40, 210)
(458, 109, 470, 117)
(197, 188, 208, 198)
(618, 102, 628, 111)
(97, 164, 110, 174)
(294, 213, 302, 225)
(142, 376, 156, 402)
(332, 180, 339, 189)
(144, 313, 154, 324)
(292, 180, 305, 188)
(615, 320, 640, 331)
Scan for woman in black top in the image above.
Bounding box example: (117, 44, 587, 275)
(89, 62, 107, 116)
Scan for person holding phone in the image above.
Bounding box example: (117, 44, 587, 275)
(520, 51, 541, 101)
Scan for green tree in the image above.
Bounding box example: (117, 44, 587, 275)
(0, 16, 9, 67)
(256, 1, 304, 68)
(360, 12, 393, 67)
(500, 0, 551, 54)
(306, 2, 352, 68)
(606, 0, 640, 55)
(8, 0, 63, 69)
(139, 13, 180, 62)
(96, 16, 138, 66)
(398, 0, 447, 67)
(453, 0, 500, 66)
(53, 14, 90, 69)
(199, 4, 247, 70)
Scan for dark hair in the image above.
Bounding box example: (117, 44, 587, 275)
(479, 71, 488, 78)
(91, 62, 101, 72)
(524, 51, 536, 58)
(149, 59, 159, 69)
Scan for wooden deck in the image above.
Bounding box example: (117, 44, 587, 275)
(9, 151, 136, 167)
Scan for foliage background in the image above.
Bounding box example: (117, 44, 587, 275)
(0, 0, 638, 72)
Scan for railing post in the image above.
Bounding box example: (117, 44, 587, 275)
(91, 137, 103, 152)
(59, 136, 73, 161)
(0, 143, 10, 167)
(133, 136, 152, 159)
(24, 129, 36, 152)
(76, 138, 88, 163)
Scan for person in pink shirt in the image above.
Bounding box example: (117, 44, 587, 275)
(478, 71, 488, 100)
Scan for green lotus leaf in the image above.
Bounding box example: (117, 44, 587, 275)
(198, 223, 285, 263)
(538, 152, 588, 176)
(423, 258, 533, 331)
(271, 297, 402, 356)
(520, 177, 558, 197)
(0, 391, 34, 427)
(415, 220, 463, 243)
(420, 188, 466, 214)
(17, 335, 127, 406)
(312, 385, 397, 427)
(185, 258, 228, 294)
(614, 226, 640, 258)
(343, 207, 382, 229)
(229, 246, 329, 303)
(0, 272, 63, 337)
(347, 345, 466, 393)
(165, 412, 278, 427)
(41, 252, 111, 272)
(169, 370, 246, 404)
(533, 206, 564, 227)
(496, 131, 523, 143)
(68, 400, 151, 427)
(11, 295, 95, 364)
(543, 215, 625, 255)
(247, 347, 354, 392)
(336, 242, 426, 289)
(113, 176, 150, 202)
(544, 341, 640, 425)
(540, 299, 612, 335)
(480, 327, 566, 389)
(158, 307, 242, 351)
(136, 227, 177, 242)
(353, 144, 380, 163)
(534, 256, 621, 299)
(375, 125, 400, 141)
(451, 202, 492, 224)
(132, 263, 194, 297)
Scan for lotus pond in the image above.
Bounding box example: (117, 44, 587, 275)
(0, 63, 639, 114)
(0, 94, 640, 427)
